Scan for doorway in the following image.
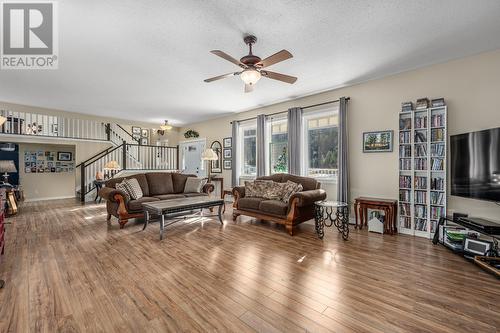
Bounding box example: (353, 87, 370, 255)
(178, 139, 206, 177)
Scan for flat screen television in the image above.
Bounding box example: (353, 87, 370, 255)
(450, 127, 500, 202)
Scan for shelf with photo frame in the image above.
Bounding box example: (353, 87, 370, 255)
(398, 101, 447, 239)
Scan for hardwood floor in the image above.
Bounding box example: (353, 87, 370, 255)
(0, 199, 498, 333)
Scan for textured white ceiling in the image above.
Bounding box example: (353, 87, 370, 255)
(1, 0, 500, 125)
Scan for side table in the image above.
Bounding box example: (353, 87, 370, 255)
(354, 197, 397, 235)
(314, 201, 350, 240)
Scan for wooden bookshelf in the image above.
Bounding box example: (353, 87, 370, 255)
(398, 105, 447, 238)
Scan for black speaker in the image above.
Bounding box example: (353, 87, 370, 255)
(453, 212, 468, 222)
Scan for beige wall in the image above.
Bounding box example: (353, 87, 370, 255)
(18, 143, 76, 201)
(180, 49, 500, 220)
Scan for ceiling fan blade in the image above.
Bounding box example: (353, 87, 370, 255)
(244, 84, 254, 93)
(261, 70, 297, 84)
(204, 72, 240, 83)
(210, 50, 246, 68)
(257, 50, 293, 68)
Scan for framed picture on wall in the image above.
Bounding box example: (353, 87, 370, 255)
(57, 152, 73, 161)
(223, 148, 232, 159)
(362, 130, 393, 153)
(132, 126, 141, 135)
(141, 129, 149, 137)
(132, 133, 140, 141)
(223, 137, 232, 148)
(140, 138, 148, 145)
(223, 160, 232, 170)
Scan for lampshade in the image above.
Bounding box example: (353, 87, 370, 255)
(160, 120, 172, 131)
(201, 148, 218, 161)
(0, 160, 17, 173)
(104, 160, 121, 170)
(0, 115, 6, 126)
(240, 69, 261, 85)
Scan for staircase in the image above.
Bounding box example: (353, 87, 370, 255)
(76, 125, 178, 201)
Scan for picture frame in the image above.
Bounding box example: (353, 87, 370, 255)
(132, 133, 141, 141)
(362, 130, 393, 153)
(141, 129, 149, 138)
(57, 151, 73, 161)
(223, 160, 232, 170)
(132, 126, 141, 135)
(223, 137, 232, 148)
(223, 148, 232, 159)
(140, 138, 148, 145)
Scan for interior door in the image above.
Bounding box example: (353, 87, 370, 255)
(179, 140, 206, 177)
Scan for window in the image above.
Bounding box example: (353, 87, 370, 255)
(303, 108, 339, 181)
(268, 118, 288, 174)
(239, 122, 257, 177)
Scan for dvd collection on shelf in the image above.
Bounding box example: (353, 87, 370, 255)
(398, 98, 447, 238)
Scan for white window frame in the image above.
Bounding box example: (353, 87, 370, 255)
(267, 114, 288, 175)
(238, 120, 257, 180)
(302, 106, 339, 183)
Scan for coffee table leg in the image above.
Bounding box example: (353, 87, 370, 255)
(143, 210, 150, 231)
(160, 214, 165, 240)
(217, 204, 223, 224)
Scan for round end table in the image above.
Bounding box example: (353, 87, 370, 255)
(314, 200, 350, 240)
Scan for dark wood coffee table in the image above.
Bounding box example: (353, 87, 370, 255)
(142, 197, 224, 240)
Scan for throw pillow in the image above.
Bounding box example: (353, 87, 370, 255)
(262, 181, 286, 200)
(245, 180, 272, 197)
(115, 181, 131, 201)
(122, 178, 144, 200)
(281, 180, 303, 203)
(184, 177, 205, 193)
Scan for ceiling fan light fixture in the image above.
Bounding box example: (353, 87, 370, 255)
(240, 69, 261, 85)
(159, 120, 172, 131)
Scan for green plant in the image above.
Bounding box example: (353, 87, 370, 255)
(184, 129, 199, 139)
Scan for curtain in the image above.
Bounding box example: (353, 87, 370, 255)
(337, 97, 349, 203)
(256, 114, 266, 177)
(287, 107, 303, 175)
(231, 121, 239, 186)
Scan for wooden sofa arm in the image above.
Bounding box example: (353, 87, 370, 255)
(203, 183, 215, 194)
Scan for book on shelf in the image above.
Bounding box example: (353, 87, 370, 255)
(414, 204, 427, 218)
(399, 145, 411, 158)
(415, 145, 427, 157)
(399, 132, 411, 144)
(414, 115, 427, 129)
(431, 143, 445, 156)
(431, 158, 444, 170)
(431, 128, 445, 141)
(415, 176, 428, 189)
(431, 206, 445, 219)
(416, 98, 430, 110)
(415, 158, 428, 170)
(415, 219, 428, 231)
(414, 190, 427, 204)
(430, 192, 445, 205)
(430, 177, 444, 190)
(400, 158, 412, 170)
(399, 189, 410, 202)
(431, 114, 445, 127)
(431, 98, 445, 107)
(399, 118, 411, 130)
(399, 175, 412, 188)
(399, 202, 411, 216)
(401, 101, 413, 112)
(415, 131, 427, 142)
(399, 216, 411, 229)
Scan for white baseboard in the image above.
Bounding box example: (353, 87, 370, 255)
(24, 195, 76, 203)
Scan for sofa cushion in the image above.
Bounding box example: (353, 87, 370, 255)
(259, 200, 288, 217)
(172, 173, 197, 193)
(184, 177, 206, 193)
(146, 172, 174, 195)
(106, 174, 150, 196)
(153, 194, 185, 200)
(184, 193, 209, 197)
(238, 197, 265, 211)
(127, 196, 160, 211)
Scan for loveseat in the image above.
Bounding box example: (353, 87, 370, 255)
(232, 173, 326, 235)
(99, 172, 214, 228)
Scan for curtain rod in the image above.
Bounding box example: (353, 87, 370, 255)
(230, 97, 350, 124)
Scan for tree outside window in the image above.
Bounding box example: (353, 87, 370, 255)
(305, 113, 338, 180)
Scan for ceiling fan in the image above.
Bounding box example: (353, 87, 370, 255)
(204, 35, 297, 93)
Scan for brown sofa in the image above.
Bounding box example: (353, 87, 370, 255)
(99, 172, 214, 228)
(232, 173, 326, 235)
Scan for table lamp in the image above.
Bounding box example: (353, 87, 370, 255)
(201, 148, 218, 180)
(0, 160, 17, 185)
(104, 160, 121, 179)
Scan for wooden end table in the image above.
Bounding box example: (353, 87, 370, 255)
(354, 197, 397, 235)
